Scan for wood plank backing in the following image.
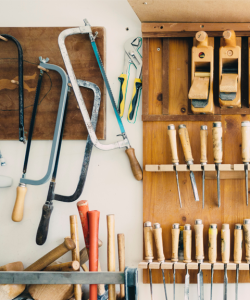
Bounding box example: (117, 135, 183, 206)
(0, 27, 106, 140)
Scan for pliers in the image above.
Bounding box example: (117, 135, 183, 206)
(117, 37, 142, 123)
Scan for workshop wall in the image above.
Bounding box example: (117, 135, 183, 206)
(0, 0, 249, 299)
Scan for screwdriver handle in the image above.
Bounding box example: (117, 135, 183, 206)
(12, 184, 27, 222)
(178, 125, 193, 163)
(200, 125, 208, 164)
(241, 121, 250, 163)
(168, 124, 179, 164)
(208, 224, 217, 263)
(194, 219, 204, 262)
(221, 224, 230, 264)
(234, 224, 243, 264)
(144, 222, 154, 262)
(117, 74, 128, 117)
(212, 122, 223, 164)
(171, 223, 180, 262)
(183, 224, 192, 263)
(243, 219, 250, 263)
(153, 223, 165, 262)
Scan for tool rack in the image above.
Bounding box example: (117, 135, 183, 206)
(0, 268, 138, 300)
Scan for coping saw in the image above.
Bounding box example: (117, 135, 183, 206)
(58, 19, 143, 181)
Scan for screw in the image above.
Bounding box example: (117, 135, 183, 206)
(157, 48, 160, 51)
(143, 2, 147, 4)
(181, 107, 186, 113)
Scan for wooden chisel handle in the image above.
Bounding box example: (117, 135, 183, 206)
(144, 221, 154, 262)
(200, 125, 208, 164)
(208, 224, 217, 263)
(223, 30, 236, 47)
(153, 223, 165, 262)
(183, 224, 192, 263)
(221, 224, 230, 264)
(0, 261, 24, 271)
(241, 121, 250, 163)
(107, 214, 116, 300)
(212, 122, 223, 163)
(234, 224, 243, 264)
(12, 184, 27, 222)
(171, 223, 180, 262)
(25, 237, 76, 271)
(118, 233, 125, 299)
(43, 261, 80, 271)
(194, 219, 204, 262)
(125, 148, 143, 181)
(178, 125, 193, 163)
(77, 200, 90, 248)
(167, 124, 179, 164)
(243, 219, 250, 263)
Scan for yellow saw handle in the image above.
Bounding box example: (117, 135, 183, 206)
(118, 74, 128, 117)
(127, 78, 142, 122)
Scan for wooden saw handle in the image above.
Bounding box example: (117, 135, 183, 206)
(241, 121, 250, 163)
(194, 219, 204, 262)
(212, 122, 223, 164)
(208, 224, 217, 263)
(221, 224, 230, 264)
(200, 125, 208, 164)
(178, 125, 193, 163)
(12, 184, 27, 222)
(107, 214, 116, 300)
(0, 261, 24, 271)
(125, 148, 143, 181)
(118, 233, 125, 299)
(167, 124, 179, 164)
(183, 224, 192, 263)
(77, 200, 90, 248)
(144, 222, 154, 261)
(171, 223, 180, 262)
(243, 219, 250, 263)
(234, 224, 243, 264)
(153, 223, 165, 262)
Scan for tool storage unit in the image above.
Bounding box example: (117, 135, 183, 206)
(126, 0, 250, 284)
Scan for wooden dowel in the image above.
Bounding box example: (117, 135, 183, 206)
(43, 261, 80, 272)
(117, 233, 125, 299)
(0, 35, 8, 41)
(144, 221, 154, 262)
(38, 65, 49, 72)
(107, 214, 116, 300)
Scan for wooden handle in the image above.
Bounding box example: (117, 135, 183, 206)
(0, 261, 24, 271)
(43, 261, 80, 271)
(212, 122, 223, 163)
(80, 239, 103, 265)
(223, 30, 236, 47)
(77, 200, 90, 248)
(200, 125, 208, 164)
(196, 31, 208, 47)
(221, 224, 230, 264)
(194, 220, 204, 262)
(0, 35, 8, 42)
(36, 203, 54, 245)
(12, 184, 27, 222)
(208, 224, 217, 263)
(183, 225, 192, 263)
(153, 224, 165, 262)
(178, 125, 193, 163)
(25, 237, 76, 271)
(242, 122, 250, 163)
(243, 220, 250, 262)
(171, 224, 180, 262)
(234, 224, 243, 264)
(118, 233, 125, 299)
(167, 124, 179, 164)
(125, 148, 143, 181)
(107, 214, 116, 300)
(144, 222, 154, 261)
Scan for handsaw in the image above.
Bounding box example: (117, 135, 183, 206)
(58, 19, 143, 181)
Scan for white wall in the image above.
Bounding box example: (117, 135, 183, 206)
(0, 1, 249, 299)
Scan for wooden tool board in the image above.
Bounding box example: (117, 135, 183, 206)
(0, 27, 106, 140)
(142, 32, 250, 283)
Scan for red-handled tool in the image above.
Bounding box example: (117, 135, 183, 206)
(77, 200, 90, 248)
(88, 210, 100, 300)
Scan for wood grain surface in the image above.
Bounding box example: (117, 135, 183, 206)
(0, 27, 106, 140)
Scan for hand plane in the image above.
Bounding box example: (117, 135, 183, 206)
(188, 31, 214, 114)
(219, 30, 241, 108)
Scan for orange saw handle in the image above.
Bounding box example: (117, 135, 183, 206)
(77, 200, 90, 248)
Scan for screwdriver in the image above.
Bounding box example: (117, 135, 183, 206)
(212, 122, 223, 207)
(168, 124, 182, 208)
(183, 224, 192, 300)
(200, 125, 208, 209)
(208, 224, 217, 300)
(194, 219, 204, 300)
(171, 223, 180, 300)
(153, 223, 168, 300)
(234, 224, 243, 300)
(178, 124, 199, 201)
(221, 224, 230, 300)
(241, 121, 250, 206)
(144, 221, 154, 300)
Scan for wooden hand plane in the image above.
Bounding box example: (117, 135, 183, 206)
(219, 30, 241, 108)
(189, 31, 214, 114)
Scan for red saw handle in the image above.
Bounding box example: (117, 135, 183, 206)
(77, 200, 90, 248)
(88, 210, 100, 300)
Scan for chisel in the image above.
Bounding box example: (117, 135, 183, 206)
(243, 219, 250, 271)
(234, 224, 243, 300)
(241, 121, 250, 206)
(171, 223, 180, 300)
(200, 125, 208, 209)
(212, 122, 223, 207)
(208, 224, 217, 300)
(194, 219, 204, 300)
(183, 224, 192, 300)
(221, 224, 230, 300)
(168, 124, 182, 208)
(153, 223, 168, 300)
(178, 124, 199, 201)
(144, 221, 154, 300)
